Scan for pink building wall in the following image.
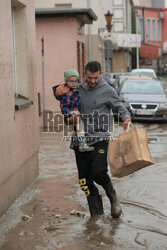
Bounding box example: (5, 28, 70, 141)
(161, 8, 167, 51)
(36, 17, 85, 126)
(135, 7, 167, 66)
(0, 0, 39, 215)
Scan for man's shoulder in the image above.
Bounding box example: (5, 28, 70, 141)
(101, 80, 116, 93)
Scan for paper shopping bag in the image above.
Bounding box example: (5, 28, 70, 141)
(108, 126, 154, 178)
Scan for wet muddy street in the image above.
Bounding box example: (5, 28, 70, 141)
(0, 122, 167, 249)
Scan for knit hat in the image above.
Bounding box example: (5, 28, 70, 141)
(64, 69, 79, 82)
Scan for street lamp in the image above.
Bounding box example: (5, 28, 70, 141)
(98, 10, 113, 34)
(105, 11, 113, 33)
(98, 10, 113, 73)
(105, 11, 113, 73)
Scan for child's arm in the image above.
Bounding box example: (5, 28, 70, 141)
(56, 84, 69, 96)
(60, 94, 72, 117)
(53, 83, 69, 101)
(52, 85, 60, 99)
(71, 89, 80, 111)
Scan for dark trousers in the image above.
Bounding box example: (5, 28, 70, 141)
(74, 141, 115, 197)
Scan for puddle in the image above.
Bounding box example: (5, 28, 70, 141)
(1, 124, 167, 249)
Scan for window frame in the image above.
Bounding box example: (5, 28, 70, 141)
(11, 7, 17, 93)
(11, 0, 33, 110)
(139, 17, 144, 42)
(157, 19, 162, 42)
(147, 18, 151, 41)
(152, 18, 156, 42)
(11, 1, 29, 98)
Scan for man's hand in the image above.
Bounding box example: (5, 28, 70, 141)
(123, 117, 131, 131)
(66, 116, 74, 125)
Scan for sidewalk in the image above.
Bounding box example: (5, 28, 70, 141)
(0, 131, 92, 250)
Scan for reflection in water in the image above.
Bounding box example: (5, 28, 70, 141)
(83, 215, 121, 247)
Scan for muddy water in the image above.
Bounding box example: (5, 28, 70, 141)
(0, 123, 167, 249)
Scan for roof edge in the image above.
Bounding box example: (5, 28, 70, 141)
(35, 8, 97, 23)
(134, 6, 163, 11)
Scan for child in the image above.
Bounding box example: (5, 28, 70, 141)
(53, 69, 94, 152)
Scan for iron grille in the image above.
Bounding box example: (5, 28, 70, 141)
(131, 104, 158, 110)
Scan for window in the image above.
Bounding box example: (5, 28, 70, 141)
(152, 19, 156, 41)
(113, 9, 124, 19)
(55, 4, 72, 9)
(11, 1, 28, 97)
(114, 22, 124, 32)
(139, 18, 144, 41)
(113, 0, 123, 6)
(147, 19, 151, 41)
(157, 19, 162, 41)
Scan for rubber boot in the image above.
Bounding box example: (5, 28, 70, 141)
(87, 194, 104, 217)
(103, 181, 122, 218)
(70, 136, 77, 150)
(78, 136, 94, 152)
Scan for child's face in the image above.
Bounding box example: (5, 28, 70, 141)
(67, 76, 79, 89)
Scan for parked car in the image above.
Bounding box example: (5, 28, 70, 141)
(109, 72, 123, 79)
(117, 77, 167, 121)
(105, 72, 131, 89)
(113, 73, 138, 89)
(103, 75, 116, 88)
(131, 68, 157, 79)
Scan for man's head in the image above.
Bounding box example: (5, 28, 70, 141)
(64, 69, 79, 89)
(85, 61, 102, 88)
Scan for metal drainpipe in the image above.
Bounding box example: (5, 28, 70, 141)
(125, 0, 129, 70)
(143, 8, 145, 43)
(41, 35, 46, 128)
(87, 0, 92, 61)
(136, 14, 139, 69)
(126, 0, 128, 33)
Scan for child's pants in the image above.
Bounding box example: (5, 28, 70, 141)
(71, 111, 85, 137)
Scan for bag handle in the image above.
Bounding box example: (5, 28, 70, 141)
(124, 121, 134, 132)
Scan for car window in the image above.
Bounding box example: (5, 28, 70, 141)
(120, 80, 164, 94)
(132, 68, 156, 75)
(113, 74, 121, 79)
(138, 72, 154, 78)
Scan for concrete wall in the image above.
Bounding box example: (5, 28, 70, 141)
(127, 0, 132, 34)
(85, 34, 105, 68)
(36, 16, 85, 126)
(0, 0, 39, 216)
(112, 50, 127, 72)
(152, 0, 165, 8)
(35, 0, 86, 9)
